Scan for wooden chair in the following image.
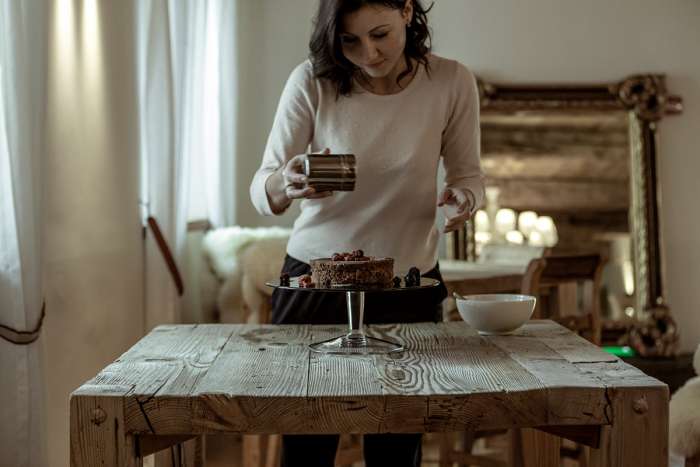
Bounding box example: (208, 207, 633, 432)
(523, 254, 606, 345)
(438, 258, 546, 467)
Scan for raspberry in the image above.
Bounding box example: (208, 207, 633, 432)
(299, 274, 315, 288)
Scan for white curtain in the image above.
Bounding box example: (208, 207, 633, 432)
(0, 1, 48, 466)
(136, 0, 237, 328)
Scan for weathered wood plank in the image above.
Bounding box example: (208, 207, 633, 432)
(516, 321, 618, 364)
(124, 325, 313, 434)
(109, 323, 237, 433)
(537, 425, 601, 448)
(372, 323, 544, 396)
(575, 360, 667, 388)
(371, 322, 549, 432)
(196, 325, 312, 396)
(367, 322, 447, 351)
(589, 386, 668, 467)
(70, 322, 665, 449)
(229, 324, 315, 350)
(487, 333, 609, 426)
(70, 391, 140, 467)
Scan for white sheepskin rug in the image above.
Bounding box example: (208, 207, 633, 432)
(669, 344, 700, 459)
(202, 226, 291, 323)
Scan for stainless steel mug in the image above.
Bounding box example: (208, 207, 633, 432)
(303, 154, 356, 192)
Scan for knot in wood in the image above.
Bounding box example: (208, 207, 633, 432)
(90, 408, 107, 425)
(632, 397, 648, 414)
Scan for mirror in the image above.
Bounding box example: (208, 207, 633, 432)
(449, 74, 683, 356)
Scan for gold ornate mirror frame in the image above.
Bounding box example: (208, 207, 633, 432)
(476, 74, 683, 356)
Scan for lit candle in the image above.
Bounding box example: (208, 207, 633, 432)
(495, 208, 516, 235)
(474, 210, 490, 233)
(518, 211, 538, 237)
(475, 231, 492, 244)
(506, 230, 525, 245)
(535, 216, 558, 247)
(528, 230, 545, 246)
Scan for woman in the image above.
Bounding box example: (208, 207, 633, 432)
(250, 0, 484, 465)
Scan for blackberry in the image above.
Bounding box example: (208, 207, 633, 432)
(408, 267, 421, 286)
(279, 273, 290, 286)
(404, 273, 416, 287)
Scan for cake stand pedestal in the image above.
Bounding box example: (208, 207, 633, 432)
(266, 277, 440, 355)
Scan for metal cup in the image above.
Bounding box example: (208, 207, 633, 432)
(303, 154, 356, 192)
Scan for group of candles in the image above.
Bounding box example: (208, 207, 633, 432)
(473, 208, 558, 247)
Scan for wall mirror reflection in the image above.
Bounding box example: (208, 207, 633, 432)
(444, 74, 683, 356)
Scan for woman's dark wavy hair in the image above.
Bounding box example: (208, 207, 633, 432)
(309, 0, 433, 97)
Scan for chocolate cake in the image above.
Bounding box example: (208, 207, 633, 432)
(310, 251, 394, 287)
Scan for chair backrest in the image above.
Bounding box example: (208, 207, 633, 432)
(523, 254, 606, 345)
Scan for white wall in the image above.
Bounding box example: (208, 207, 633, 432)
(235, 0, 700, 352)
(43, 1, 143, 465)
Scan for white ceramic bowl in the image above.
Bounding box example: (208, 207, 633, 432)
(455, 294, 536, 335)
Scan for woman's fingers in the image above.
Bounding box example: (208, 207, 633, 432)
(457, 198, 469, 214)
(286, 186, 332, 200)
(283, 151, 334, 200)
(443, 211, 472, 233)
(306, 190, 333, 199)
(437, 188, 456, 207)
(284, 172, 308, 185)
(285, 185, 314, 199)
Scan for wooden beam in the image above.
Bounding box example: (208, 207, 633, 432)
(537, 425, 601, 448)
(137, 434, 195, 458)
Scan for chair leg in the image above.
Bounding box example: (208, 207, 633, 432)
(511, 428, 560, 467)
(335, 434, 363, 467)
(265, 434, 280, 467)
(243, 435, 263, 467)
(438, 433, 456, 467)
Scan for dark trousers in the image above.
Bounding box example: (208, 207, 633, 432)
(271, 255, 448, 467)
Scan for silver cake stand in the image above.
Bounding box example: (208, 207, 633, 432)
(265, 277, 440, 355)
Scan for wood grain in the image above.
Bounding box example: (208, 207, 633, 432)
(70, 321, 668, 466)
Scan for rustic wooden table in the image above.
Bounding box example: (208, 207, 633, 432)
(70, 320, 668, 467)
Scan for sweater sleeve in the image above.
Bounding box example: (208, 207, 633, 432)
(249, 61, 317, 216)
(441, 63, 485, 215)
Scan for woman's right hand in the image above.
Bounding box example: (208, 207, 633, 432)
(265, 148, 334, 214)
(282, 148, 333, 200)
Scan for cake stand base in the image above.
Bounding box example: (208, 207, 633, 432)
(309, 334, 403, 355)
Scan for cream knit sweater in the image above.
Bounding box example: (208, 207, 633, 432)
(250, 54, 484, 274)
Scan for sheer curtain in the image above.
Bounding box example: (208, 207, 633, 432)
(136, 0, 237, 328)
(0, 1, 48, 466)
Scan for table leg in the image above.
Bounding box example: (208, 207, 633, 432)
(70, 395, 141, 467)
(590, 387, 669, 467)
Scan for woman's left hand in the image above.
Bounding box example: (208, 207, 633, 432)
(437, 188, 472, 233)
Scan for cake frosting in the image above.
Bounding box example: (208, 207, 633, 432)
(310, 251, 393, 287)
